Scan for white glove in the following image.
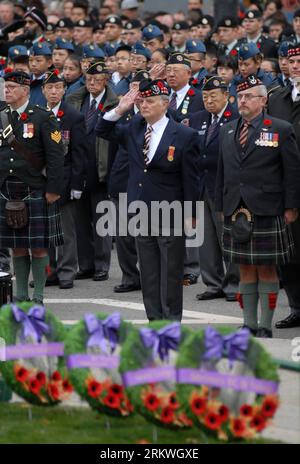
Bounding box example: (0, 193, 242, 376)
(70, 190, 82, 200)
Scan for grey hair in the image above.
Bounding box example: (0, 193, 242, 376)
(256, 84, 267, 97)
(161, 95, 170, 102)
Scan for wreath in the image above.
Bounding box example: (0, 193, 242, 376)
(119, 320, 193, 429)
(176, 326, 280, 441)
(0, 302, 73, 406)
(64, 311, 134, 417)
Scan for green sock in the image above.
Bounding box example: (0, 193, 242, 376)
(12, 255, 31, 301)
(238, 282, 259, 331)
(31, 255, 49, 302)
(258, 281, 280, 330)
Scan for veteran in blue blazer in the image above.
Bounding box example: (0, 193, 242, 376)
(96, 79, 200, 322)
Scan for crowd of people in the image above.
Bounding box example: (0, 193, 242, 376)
(0, 0, 300, 337)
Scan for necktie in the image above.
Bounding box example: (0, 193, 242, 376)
(206, 115, 218, 145)
(169, 92, 177, 110)
(86, 98, 97, 125)
(10, 110, 19, 126)
(239, 121, 249, 148)
(143, 125, 153, 165)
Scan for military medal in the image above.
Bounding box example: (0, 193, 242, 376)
(27, 123, 34, 138)
(167, 146, 175, 161)
(23, 124, 28, 138)
(181, 97, 190, 115)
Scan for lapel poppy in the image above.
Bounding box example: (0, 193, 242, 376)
(98, 103, 104, 111)
(230, 49, 238, 56)
(20, 112, 28, 121)
(224, 110, 232, 118)
(191, 78, 198, 85)
(187, 88, 195, 97)
(57, 110, 64, 118)
(263, 118, 272, 126)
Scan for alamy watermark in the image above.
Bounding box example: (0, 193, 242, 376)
(291, 337, 300, 363)
(95, 194, 205, 247)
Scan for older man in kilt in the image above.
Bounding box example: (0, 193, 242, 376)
(0, 71, 64, 304)
(215, 75, 300, 338)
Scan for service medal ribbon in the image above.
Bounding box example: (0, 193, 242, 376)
(167, 146, 175, 161)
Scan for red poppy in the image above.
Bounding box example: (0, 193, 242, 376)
(261, 396, 278, 418)
(240, 404, 253, 417)
(53, 69, 60, 75)
(108, 384, 124, 398)
(143, 393, 160, 411)
(36, 372, 46, 387)
(168, 393, 180, 410)
(29, 379, 41, 395)
(160, 406, 175, 424)
(219, 404, 229, 422)
(231, 418, 247, 437)
(57, 110, 64, 118)
(15, 366, 29, 383)
(98, 103, 104, 111)
(187, 88, 195, 97)
(190, 396, 207, 416)
(4, 67, 13, 74)
(257, 42, 261, 49)
(204, 412, 223, 430)
(224, 111, 232, 118)
(103, 393, 121, 409)
(48, 383, 60, 401)
(20, 112, 28, 121)
(0, 58, 6, 65)
(51, 371, 62, 382)
(230, 49, 238, 56)
(250, 414, 267, 432)
(191, 78, 198, 85)
(62, 379, 73, 393)
(87, 380, 102, 398)
(38, 37, 45, 42)
(263, 118, 272, 126)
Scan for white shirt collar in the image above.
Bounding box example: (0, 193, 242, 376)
(172, 83, 190, 99)
(11, 100, 29, 116)
(226, 40, 238, 52)
(90, 88, 106, 107)
(247, 33, 261, 44)
(148, 114, 169, 132)
(50, 102, 62, 117)
(211, 103, 228, 122)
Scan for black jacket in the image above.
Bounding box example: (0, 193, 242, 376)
(215, 113, 300, 216)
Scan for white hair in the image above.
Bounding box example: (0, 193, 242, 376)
(256, 84, 267, 97)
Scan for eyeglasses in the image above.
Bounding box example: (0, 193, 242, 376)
(237, 94, 264, 101)
(5, 84, 21, 91)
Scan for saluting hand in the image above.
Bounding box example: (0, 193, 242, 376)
(115, 88, 140, 116)
(284, 208, 299, 225)
(149, 63, 166, 80)
(46, 192, 60, 204)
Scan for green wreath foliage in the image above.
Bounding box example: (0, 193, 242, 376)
(0, 302, 72, 406)
(176, 326, 280, 441)
(119, 320, 193, 429)
(64, 312, 134, 417)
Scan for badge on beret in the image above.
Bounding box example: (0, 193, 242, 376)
(110, 17, 116, 23)
(244, 45, 249, 51)
(248, 11, 254, 19)
(51, 130, 62, 143)
(203, 18, 208, 25)
(177, 55, 183, 61)
(58, 20, 64, 27)
(38, 43, 43, 48)
(143, 72, 148, 78)
(90, 44, 94, 50)
(79, 20, 85, 26)
(249, 76, 257, 85)
(213, 79, 220, 87)
(225, 19, 231, 26)
(148, 26, 153, 32)
(14, 49, 19, 55)
(151, 85, 160, 95)
(175, 24, 180, 30)
(127, 23, 133, 29)
(192, 41, 196, 46)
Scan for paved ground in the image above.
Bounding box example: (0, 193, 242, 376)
(10, 249, 300, 443)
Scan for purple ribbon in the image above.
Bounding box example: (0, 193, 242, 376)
(140, 322, 181, 362)
(202, 327, 250, 368)
(11, 304, 50, 343)
(84, 312, 121, 354)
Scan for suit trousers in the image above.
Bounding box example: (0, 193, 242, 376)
(280, 217, 300, 309)
(56, 200, 78, 282)
(135, 233, 185, 321)
(112, 197, 140, 286)
(75, 188, 112, 273)
(199, 191, 239, 295)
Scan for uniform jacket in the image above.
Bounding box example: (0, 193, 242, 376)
(66, 84, 119, 192)
(30, 78, 47, 108)
(189, 102, 239, 201)
(215, 113, 300, 216)
(173, 86, 204, 122)
(239, 35, 278, 59)
(96, 113, 200, 212)
(0, 103, 64, 194)
(54, 101, 87, 205)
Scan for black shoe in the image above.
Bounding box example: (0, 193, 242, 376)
(75, 269, 95, 280)
(183, 274, 198, 285)
(275, 313, 300, 329)
(114, 283, 141, 293)
(240, 325, 258, 336)
(59, 280, 74, 289)
(29, 275, 59, 288)
(93, 271, 109, 281)
(226, 293, 237, 302)
(257, 327, 273, 338)
(196, 290, 224, 301)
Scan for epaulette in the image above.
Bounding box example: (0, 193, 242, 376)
(34, 104, 51, 112)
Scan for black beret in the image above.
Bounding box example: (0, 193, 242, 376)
(202, 75, 228, 91)
(42, 69, 65, 86)
(86, 60, 109, 74)
(244, 9, 262, 20)
(56, 17, 74, 29)
(236, 74, 263, 93)
(4, 70, 31, 86)
(217, 16, 239, 28)
(125, 19, 142, 30)
(131, 70, 150, 83)
(104, 15, 122, 27)
(167, 52, 191, 67)
(139, 78, 170, 97)
(172, 21, 190, 31)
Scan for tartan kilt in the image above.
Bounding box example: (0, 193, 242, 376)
(0, 178, 64, 249)
(223, 214, 294, 265)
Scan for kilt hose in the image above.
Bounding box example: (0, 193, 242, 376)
(223, 214, 294, 265)
(0, 177, 63, 249)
